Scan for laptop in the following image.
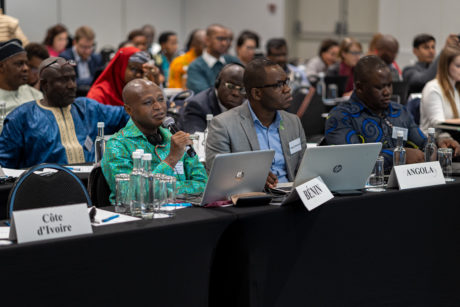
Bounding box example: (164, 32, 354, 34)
(190, 150, 275, 206)
(282, 143, 382, 204)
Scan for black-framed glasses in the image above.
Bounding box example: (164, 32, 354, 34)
(39, 59, 76, 77)
(255, 78, 290, 90)
(224, 82, 246, 95)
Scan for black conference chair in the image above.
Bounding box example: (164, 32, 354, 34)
(392, 81, 409, 105)
(88, 163, 112, 207)
(7, 163, 92, 219)
(168, 89, 194, 130)
(300, 93, 328, 143)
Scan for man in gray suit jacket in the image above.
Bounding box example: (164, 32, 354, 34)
(206, 58, 307, 188)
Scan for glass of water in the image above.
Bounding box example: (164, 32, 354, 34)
(366, 156, 385, 192)
(438, 148, 454, 182)
(115, 173, 131, 213)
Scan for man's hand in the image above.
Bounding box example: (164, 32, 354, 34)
(142, 62, 163, 85)
(438, 138, 460, 156)
(164, 131, 192, 167)
(265, 171, 278, 189)
(405, 148, 424, 164)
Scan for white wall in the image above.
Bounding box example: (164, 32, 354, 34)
(378, 0, 460, 68)
(6, 0, 285, 54)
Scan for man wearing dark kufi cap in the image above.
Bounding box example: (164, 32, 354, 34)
(0, 39, 42, 115)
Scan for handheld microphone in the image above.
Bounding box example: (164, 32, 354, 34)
(162, 117, 197, 157)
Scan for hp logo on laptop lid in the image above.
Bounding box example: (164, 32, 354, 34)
(333, 165, 342, 173)
(235, 171, 244, 180)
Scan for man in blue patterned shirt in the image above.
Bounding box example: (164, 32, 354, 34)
(325, 55, 459, 171)
(102, 79, 207, 202)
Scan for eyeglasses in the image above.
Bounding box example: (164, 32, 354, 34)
(255, 78, 290, 90)
(347, 51, 362, 56)
(39, 59, 76, 76)
(224, 82, 246, 95)
(215, 36, 232, 42)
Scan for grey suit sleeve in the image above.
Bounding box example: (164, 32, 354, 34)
(296, 115, 307, 174)
(205, 116, 231, 173)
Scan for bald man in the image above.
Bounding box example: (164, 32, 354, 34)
(0, 57, 128, 169)
(101, 79, 207, 203)
(182, 63, 246, 133)
(375, 34, 402, 81)
(186, 24, 240, 93)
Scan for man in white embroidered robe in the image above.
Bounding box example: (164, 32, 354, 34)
(0, 57, 128, 169)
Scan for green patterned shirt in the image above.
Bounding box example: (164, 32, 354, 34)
(101, 119, 207, 203)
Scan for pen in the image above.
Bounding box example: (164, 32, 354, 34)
(102, 214, 120, 223)
(66, 167, 81, 171)
(163, 203, 192, 207)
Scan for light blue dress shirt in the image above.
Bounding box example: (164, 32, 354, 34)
(247, 102, 288, 182)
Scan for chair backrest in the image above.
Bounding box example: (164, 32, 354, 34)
(7, 163, 92, 219)
(325, 76, 348, 97)
(392, 81, 409, 105)
(88, 163, 112, 207)
(299, 93, 327, 138)
(406, 96, 421, 125)
(169, 89, 195, 130)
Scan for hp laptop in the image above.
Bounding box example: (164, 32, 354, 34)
(191, 150, 275, 206)
(282, 143, 382, 204)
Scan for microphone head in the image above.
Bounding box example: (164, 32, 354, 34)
(162, 116, 175, 128)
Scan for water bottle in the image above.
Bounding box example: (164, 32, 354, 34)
(141, 153, 153, 216)
(0, 101, 6, 133)
(317, 72, 326, 100)
(94, 122, 106, 163)
(202, 114, 213, 147)
(424, 127, 437, 162)
(129, 151, 143, 217)
(393, 130, 406, 166)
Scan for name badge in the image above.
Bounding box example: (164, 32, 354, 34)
(387, 161, 445, 190)
(289, 138, 302, 155)
(84, 135, 93, 152)
(174, 161, 185, 175)
(296, 176, 334, 211)
(9, 203, 93, 243)
(392, 127, 408, 141)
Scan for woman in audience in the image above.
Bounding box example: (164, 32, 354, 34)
(420, 45, 460, 133)
(236, 30, 260, 66)
(42, 24, 68, 57)
(87, 46, 161, 106)
(305, 39, 339, 77)
(327, 37, 363, 94)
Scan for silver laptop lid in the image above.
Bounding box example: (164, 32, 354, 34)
(294, 143, 382, 191)
(200, 150, 275, 205)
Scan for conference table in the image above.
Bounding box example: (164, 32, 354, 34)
(0, 179, 459, 306)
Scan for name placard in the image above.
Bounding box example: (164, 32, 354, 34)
(387, 161, 445, 190)
(296, 176, 334, 211)
(9, 203, 93, 243)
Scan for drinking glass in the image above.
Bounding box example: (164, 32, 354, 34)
(365, 156, 385, 192)
(438, 148, 454, 182)
(115, 174, 130, 213)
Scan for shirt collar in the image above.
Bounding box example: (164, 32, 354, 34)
(247, 101, 282, 128)
(350, 91, 401, 117)
(202, 50, 226, 68)
(72, 46, 82, 62)
(122, 119, 172, 144)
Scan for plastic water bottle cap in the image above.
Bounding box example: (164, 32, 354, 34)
(206, 114, 213, 121)
(397, 130, 404, 137)
(132, 151, 142, 159)
(135, 149, 144, 155)
(428, 127, 435, 134)
(142, 153, 152, 160)
(318, 72, 325, 78)
(97, 122, 105, 128)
